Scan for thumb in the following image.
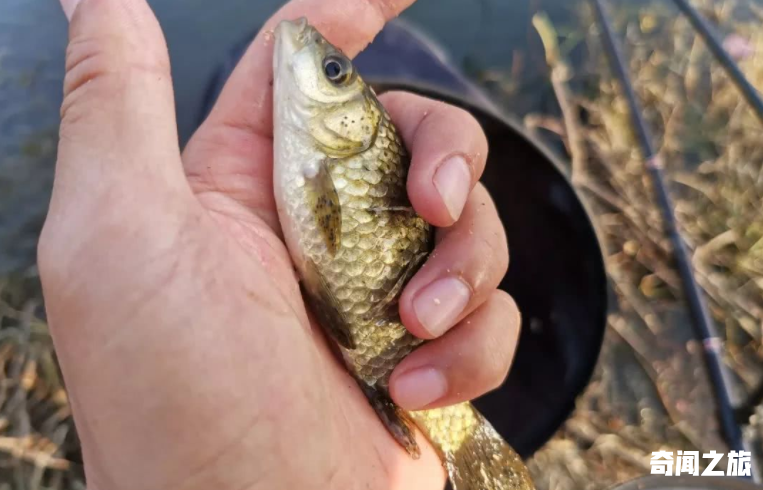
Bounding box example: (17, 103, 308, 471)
(53, 0, 187, 211)
(40, 0, 196, 327)
(42, 0, 193, 283)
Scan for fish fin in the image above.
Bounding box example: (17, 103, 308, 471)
(357, 382, 421, 459)
(303, 258, 355, 349)
(408, 403, 535, 490)
(364, 251, 428, 320)
(304, 159, 341, 255)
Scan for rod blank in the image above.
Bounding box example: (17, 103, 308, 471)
(670, 0, 763, 126)
(589, 0, 753, 478)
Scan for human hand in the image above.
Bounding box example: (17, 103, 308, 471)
(39, 1, 521, 489)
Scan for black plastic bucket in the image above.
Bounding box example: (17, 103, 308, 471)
(200, 20, 609, 457)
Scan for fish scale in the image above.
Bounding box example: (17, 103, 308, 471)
(313, 108, 428, 388)
(273, 17, 534, 490)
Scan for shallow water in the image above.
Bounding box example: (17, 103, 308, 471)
(0, 0, 576, 272)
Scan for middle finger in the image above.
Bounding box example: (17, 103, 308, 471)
(399, 184, 509, 339)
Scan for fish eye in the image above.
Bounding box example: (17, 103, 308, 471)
(323, 55, 353, 85)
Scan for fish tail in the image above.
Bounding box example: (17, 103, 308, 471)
(408, 402, 535, 490)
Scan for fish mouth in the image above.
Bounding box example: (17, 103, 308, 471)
(274, 17, 317, 68)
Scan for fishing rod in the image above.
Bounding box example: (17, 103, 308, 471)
(589, 0, 757, 480)
(672, 0, 763, 450)
(669, 0, 763, 127)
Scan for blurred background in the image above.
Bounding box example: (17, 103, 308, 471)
(2, 0, 763, 489)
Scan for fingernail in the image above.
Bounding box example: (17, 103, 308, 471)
(433, 155, 471, 222)
(60, 0, 82, 20)
(413, 277, 471, 337)
(394, 367, 448, 410)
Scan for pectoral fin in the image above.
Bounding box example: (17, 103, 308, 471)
(304, 160, 341, 255)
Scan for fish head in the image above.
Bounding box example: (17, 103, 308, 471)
(273, 18, 381, 158)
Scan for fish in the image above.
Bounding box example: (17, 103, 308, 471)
(272, 17, 535, 490)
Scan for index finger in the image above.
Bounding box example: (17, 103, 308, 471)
(203, 0, 415, 139)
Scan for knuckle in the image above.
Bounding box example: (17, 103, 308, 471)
(465, 232, 507, 290)
(489, 230, 509, 277)
(64, 37, 111, 94)
(37, 209, 94, 288)
(483, 336, 512, 390)
(450, 292, 519, 396)
(36, 222, 63, 285)
(476, 189, 510, 274)
(37, 215, 91, 292)
(442, 104, 485, 142)
(493, 290, 521, 332)
(61, 37, 117, 126)
(490, 359, 511, 390)
(448, 105, 478, 127)
(365, 0, 401, 21)
(497, 238, 510, 277)
(467, 340, 509, 393)
(379, 90, 409, 103)
(61, 31, 170, 124)
(480, 292, 520, 390)
(493, 289, 518, 313)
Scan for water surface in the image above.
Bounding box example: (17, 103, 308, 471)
(0, 0, 577, 272)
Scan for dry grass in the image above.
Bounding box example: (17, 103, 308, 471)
(0, 272, 82, 490)
(524, 0, 763, 488)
